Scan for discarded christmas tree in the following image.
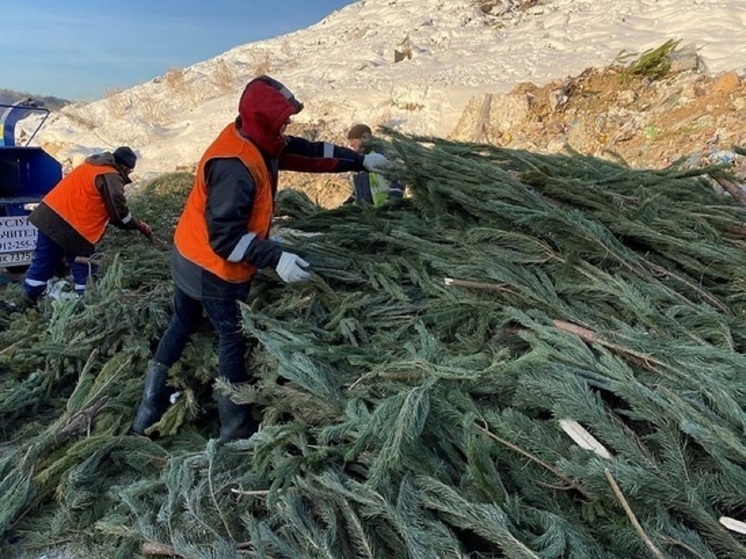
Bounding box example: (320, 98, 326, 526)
(1, 134, 745, 559)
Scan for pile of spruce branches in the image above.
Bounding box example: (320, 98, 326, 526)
(1, 135, 745, 559)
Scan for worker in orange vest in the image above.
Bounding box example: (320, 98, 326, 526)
(132, 75, 389, 441)
(23, 146, 151, 301)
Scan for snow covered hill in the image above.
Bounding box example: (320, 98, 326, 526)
(25, 0, 746, 178)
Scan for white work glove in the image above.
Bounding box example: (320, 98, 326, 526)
(363, 152, 391, 174)
(275, 252, 311, 284)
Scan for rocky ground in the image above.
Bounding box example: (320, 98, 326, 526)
(454, 64, 746, 172)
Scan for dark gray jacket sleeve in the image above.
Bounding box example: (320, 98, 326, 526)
(96, 172, 138, 229)
(205, 158, 282, 269)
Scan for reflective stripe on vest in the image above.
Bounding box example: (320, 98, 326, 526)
(174, 124, 272, 283)
(42, 163, 116, 244)
(369, 172, 390, 207)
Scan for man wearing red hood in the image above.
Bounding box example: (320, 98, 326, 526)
(132, 75, 388, 441)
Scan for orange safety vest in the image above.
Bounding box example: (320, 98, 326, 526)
(42, 162, 117, 244)
(174, 124, 273, 283)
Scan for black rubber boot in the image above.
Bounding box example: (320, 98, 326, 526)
(216, 391, 260, 442)
(131, 360, 170, 435)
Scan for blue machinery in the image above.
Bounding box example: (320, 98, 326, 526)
(0, 101, 63, 268)
(0, 100, 62, 215)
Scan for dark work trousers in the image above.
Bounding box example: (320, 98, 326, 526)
(154, 286, 248, 384)
(23, 230, 97, 298)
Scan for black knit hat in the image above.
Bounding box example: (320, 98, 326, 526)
(113, 146, 137, 169)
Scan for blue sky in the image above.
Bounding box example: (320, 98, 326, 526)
(3, 0, 354, 101)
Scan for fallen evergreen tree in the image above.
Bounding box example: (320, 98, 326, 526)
(0, 136, 745, 558)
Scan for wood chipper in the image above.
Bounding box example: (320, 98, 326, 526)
(0, 100, 63, 271)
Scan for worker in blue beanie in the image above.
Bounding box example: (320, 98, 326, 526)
(22, 146, 151, 302)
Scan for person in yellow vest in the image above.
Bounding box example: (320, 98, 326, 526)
(345, 123, 404, 207)
(22, 146, 151, 300)
(132, 75, 390, 441)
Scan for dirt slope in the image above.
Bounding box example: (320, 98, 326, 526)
(452, 65, 746, 172)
